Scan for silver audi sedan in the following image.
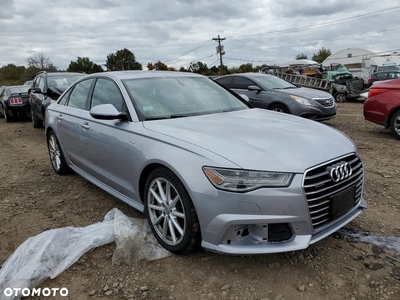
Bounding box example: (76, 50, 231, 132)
(45, 71, 366, 255)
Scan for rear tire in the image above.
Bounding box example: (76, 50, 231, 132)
(144, 167, 201, 254)
(390, 110, 400, 139)
(4, 109, 14, 122)
(32, 108, 43, 128)
(269, 104, 289, 113)
(0, 105, 4, 118)
(47, 130, 71, 175)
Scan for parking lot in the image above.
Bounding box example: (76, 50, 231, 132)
(0, 102, 399, 300)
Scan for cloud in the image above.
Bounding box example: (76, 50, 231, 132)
(0, 0, 399, 70)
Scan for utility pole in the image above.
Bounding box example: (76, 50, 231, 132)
(213, 35, 226, 76)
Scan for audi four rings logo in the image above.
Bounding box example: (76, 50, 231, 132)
(327, 162, 352, 182)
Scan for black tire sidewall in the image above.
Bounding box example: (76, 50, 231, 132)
(144, 167, 199, 254)
(390, 110, 400, 139)
(269, 104, 289, 113)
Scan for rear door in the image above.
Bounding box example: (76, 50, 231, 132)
(80, 77, 134, 198)
(56, 78, 95, 169)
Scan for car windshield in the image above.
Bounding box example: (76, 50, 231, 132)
(9, 86, 30, 94)
(48, 74, 85, 88)
(253, 75, 297, 89)
(123, 76, 249, 120)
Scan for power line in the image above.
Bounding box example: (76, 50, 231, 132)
(225, 6, 400, 38)
(250, 27, 400, 51)
(209, 58, 220, 67)
(224, 48, 400, 65)
(162, 39, 213, 63)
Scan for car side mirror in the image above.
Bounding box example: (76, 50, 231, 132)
(31, 87, 42, 93)
(247, 85, 262, 92)
(239, 94, 250, 102)
(90, 104, 128, 121)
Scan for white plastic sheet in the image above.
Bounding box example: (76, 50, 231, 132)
(0, 208, 171, 300)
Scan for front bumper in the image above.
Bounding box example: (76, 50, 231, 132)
(194, 173, 366, 255)
(294, 103, 337, 121)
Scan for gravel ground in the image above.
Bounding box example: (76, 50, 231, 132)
(0, 102, 399, 300)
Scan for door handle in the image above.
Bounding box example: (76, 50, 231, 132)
(57, 114, 63, 120)
(81, 122, 90, 130)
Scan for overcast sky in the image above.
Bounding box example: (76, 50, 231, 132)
(1, 0, 400, 70)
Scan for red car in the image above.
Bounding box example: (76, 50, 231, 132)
(363, 78, 400, 139)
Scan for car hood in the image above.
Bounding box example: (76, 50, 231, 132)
(143, 109, 356, 173)
(275, 87, 332, 99)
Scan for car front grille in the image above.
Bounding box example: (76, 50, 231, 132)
(313, 97, 334, 107)
(303, 153, 363, 231)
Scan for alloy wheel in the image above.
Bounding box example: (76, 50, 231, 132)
(147, 177, 186, 246)
(49, 134, 61, 171)
(394, 115, 400, 135)
(273, 107, 285, 113)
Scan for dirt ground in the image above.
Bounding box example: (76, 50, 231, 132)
(0, 102, 399, 300)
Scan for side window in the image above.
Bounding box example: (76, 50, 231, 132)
(216, 77, 232, 88)
(90, 78, 127, 112)
(67, 79, 94, 110)
(38, 76, 45, 90)
(33, 76, 41, 88)
(232, 77, 257, 90)
(58, 89, 72, 106)
(375, 73, 386, 79)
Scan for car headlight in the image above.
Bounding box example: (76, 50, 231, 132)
(203, 167, 294, 192)
(290, 95, 315, 106)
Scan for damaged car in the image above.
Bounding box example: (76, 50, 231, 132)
(29, 71, 86, 128)
(45, 71, 366, 255)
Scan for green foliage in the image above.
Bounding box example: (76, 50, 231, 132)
(0, 64, 27, 86)
(147, 61, 169, 71)
(312, 47, 331, 63)
(67, 57, 103, 74)
(296, 53, 308, 60)
(105, 48, 142, 71)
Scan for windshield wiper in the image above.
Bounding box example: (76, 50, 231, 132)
(144, 114, 187, 121)
(282, 86, 297, 89)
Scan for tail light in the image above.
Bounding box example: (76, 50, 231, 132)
(368, 88, 389, 98)
(9, 97, 23, 105)
(367, 78, 372, 83)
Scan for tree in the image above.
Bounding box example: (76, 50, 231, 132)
(105, 48, 142, 71)
(25, 52, 58, 79)
(296, 53, 308, 60)
(312, 47, 331, 63)
(178, 66, 190, 72)
(67, 57, 103, 74)
(189, 61, 208, 74)
(0, 64, 27, 86)
(147, 61, 169, 71)
(237, 63, 254, 73)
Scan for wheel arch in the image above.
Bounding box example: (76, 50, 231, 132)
(385, 106, 400, 128)
(267, 101, 291, 112)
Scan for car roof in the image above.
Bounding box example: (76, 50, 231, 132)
(5, 85, 28, 89)
(373, 71, 400, 75)
(217, 73, 272, 79)
(47, 72, 86, 77)
(84, 71, 204, 81)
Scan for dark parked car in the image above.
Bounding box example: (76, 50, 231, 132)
(0, 85, 31, 122)
(29, 71, 86, 128)
(215, 73, 337, 121)
(366, 71, 400, 88)
(363, 78, 400, 139)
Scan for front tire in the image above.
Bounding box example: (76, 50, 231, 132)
(144, 167, 201, 254)
(390, 110, 400, 139)
(334, 92, 346, 103)
(47, 130, 71, 175)
(269, 103, 289, 113)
